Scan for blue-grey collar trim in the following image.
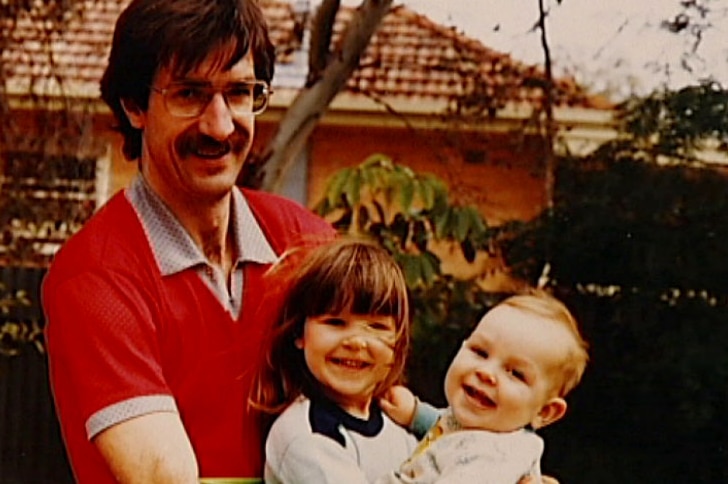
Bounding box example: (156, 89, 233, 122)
(125, 175, 277, 276)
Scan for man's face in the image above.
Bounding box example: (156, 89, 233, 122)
(126, 49, 258, 207)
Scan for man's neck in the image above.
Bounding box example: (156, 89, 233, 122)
(155, 187, 234, 275)
(180, 195, 234, 275)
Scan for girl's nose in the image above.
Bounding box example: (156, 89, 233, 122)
(198, 92, 235, 140)
(342, 335, 369, 351)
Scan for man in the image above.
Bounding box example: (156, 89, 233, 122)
(42, 0, 334, 482)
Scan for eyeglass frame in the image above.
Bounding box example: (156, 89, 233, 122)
(149, 80, 272, 118)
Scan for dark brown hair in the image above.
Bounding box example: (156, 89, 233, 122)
(100, 0, 275, 160)
(251, 237, 411, 415)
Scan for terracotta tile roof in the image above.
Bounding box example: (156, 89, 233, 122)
(1, 0, 600, 109)
(327, 4, 597, 108)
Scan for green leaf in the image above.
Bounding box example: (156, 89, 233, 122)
(416, 178, 434, 210)
(420, 251, 440, 285)
(454, 207, 470, 241)
(399, 178, 415, 212)
(343, 169, 362, 206)
(326, 168, 352, 208)
(433, 207, 452, 240)
(399, 254, 421, 287)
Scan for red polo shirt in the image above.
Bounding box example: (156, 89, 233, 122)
(43, 179, 334, 483)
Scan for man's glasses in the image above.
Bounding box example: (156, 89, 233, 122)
(151, 80, 272, 118)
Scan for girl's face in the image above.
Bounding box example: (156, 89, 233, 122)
(296, 307, 397, 419)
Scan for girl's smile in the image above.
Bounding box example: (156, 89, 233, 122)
(296, 309, 396, 419)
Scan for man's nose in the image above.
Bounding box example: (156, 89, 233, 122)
(198, 92, 235, 140)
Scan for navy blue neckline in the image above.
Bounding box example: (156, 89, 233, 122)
(309, 396, 384, 447)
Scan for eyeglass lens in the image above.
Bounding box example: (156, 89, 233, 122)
(164, 82, 269, 117)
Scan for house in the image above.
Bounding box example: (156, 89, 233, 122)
(0, 0, 615, 267)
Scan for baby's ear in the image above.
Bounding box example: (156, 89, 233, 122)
(531, 397, 567, 430)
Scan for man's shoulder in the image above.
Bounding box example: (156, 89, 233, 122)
(46, 192, 148, 281)
(238, 188, 335, 251)
(240, 188, 320, 221)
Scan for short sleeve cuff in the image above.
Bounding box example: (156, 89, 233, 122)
(409, 398, 442, 439)
(86, 394, 178, 439)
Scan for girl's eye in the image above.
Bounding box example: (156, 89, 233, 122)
(369, 321, 392, 332)
(322, 317, 346, 327)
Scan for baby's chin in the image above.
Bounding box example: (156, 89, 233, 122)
(450, 405, 530, 433)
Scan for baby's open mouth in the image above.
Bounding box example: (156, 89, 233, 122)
(464, 384, 496, 408)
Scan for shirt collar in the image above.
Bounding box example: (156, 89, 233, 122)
(126, 175, 277, 276)
(308, 396, 384, 447)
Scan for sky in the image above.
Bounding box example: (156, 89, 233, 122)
(333, 0, 728, 100)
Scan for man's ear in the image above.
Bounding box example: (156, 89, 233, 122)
(120, 98, 145, 129)
(531, 397, 567, 430)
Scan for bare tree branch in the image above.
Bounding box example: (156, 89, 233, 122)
(307, 0, 340, 86)
(260, 0, 393, 193)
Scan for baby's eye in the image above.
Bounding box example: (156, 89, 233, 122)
(508, 368, 527, 382)
(471, 347, 489, 359)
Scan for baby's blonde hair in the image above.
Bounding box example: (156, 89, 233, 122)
(500, 289, 589, 397)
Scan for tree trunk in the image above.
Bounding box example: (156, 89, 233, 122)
(260, 0, 393, 193)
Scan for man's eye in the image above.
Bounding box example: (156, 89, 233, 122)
(172, 86, 206, 102)
(226, 84, 254, 100)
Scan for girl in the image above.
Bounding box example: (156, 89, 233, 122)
(251, 237, 417, 484)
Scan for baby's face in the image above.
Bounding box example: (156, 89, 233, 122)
(444, 305, 572, 432)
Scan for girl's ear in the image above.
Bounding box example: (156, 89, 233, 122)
(121, 98, 145, 129)
(530, 397, 567, 430)
(294, 337, 304, 349)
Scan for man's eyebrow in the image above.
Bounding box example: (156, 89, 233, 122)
(170, 78, 259, 86)
(168, 79, 209, 86)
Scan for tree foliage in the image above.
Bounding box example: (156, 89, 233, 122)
(314, 154, 500, 402)
(498, 83, 728, 482)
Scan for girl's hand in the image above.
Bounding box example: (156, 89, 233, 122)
(379, 385, 417, 427)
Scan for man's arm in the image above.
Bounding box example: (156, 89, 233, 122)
(94, 412, 198, 484)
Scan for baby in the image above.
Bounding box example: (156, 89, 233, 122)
(379, 289, 589, 483)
